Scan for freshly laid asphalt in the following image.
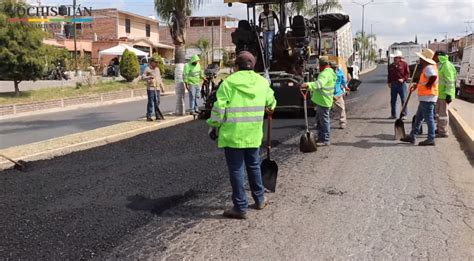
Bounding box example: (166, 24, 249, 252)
(0, 67, 386, 259)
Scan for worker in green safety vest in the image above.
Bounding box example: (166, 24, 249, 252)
(300, 56, 336, 146)
(433, 51, 457, 138)
(183, 55, 205, 115)
(207, 51, 277, 219)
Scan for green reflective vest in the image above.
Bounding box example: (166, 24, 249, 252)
(438, 55, 457, 100)
(308, 67, 337, 108)
(207, 70, 277, 148)
(183, 55, 203, 85)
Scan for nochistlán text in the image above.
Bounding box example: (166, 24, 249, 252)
(5, 5, 92, 17)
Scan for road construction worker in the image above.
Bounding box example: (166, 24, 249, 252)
(301, 56, 337, 146)
(259, 4, 279, 62)
(433, 51, 457, 138)
(330, 61, 350, 129)
(142, 57, 165, 121)
(207, 51, 276, 219)
(387, 50, 410, 119)
(183, 55, 205, 115)
(400, 48, 438, 146)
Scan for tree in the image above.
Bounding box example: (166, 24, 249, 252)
(191, 38, 210, 66)
(151, 53, 166, 75)
(354, 31, 377, 62)
(119, 50, 140, 82)
(0, 0, 47, 96)
(303, 0, 343, 16)
(154, 0, 204, 83)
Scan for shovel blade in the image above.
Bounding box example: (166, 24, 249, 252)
(394, 119, 405, 140)
(300, 131, 317, 153)
(261, 159, 278, 192)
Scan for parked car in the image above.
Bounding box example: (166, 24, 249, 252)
(457, 45, 474, 101)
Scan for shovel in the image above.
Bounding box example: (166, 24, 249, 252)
(0, 153, 28, 171)
(261, 114, 278, 192)
(299, 89, 317, 153)
(394, 63, 419, 140)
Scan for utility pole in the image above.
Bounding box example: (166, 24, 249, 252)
(316, 0, 321, 56)
(353, 0, 374, 70)
(370, 21, 380, 63)
(73, 0, 78, 76)
(211, 20, 214, 65)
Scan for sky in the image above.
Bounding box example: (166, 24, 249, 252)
(39, 0, 474, 51)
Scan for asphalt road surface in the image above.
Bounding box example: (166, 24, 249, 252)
(0, 67, 399, 259)
(0, 68, 380, 149)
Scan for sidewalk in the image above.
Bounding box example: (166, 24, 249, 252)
(449, 99, 474, 157)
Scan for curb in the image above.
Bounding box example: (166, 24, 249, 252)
(360, 65, 377, 76)
(0, 115, 194, 171)
(0, 91, 177, 120)
(449, 106, 474, 157)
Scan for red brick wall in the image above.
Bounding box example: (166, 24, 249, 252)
(159, 23, 236, 49)
(82, 9, 118, 40)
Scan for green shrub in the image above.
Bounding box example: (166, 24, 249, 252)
(164, 64, 176, 79)
(119, 49, 140, 82)
(151, 54, 165, 75)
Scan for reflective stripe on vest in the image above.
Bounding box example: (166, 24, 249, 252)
(210, 105, 265, 124)
(417, 65, 438, 97)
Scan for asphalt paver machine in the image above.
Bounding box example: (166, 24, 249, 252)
(225, 0, 320, 112)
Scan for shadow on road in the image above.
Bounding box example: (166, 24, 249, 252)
(333, 139, 400, 149)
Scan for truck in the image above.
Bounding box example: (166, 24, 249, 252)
(457, 44, 474, 101)
(388, 42, 421, 65)
(223, 0, 354, 113)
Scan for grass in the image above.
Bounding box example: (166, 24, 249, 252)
(0, 73, 229, 106)
(0, 78, 176, 105)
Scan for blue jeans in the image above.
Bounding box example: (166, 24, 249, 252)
(146, 89, 160, 118)
(390, 81, 407, 117)
(410, 101, 436, 141)
(188, 84, 200, 112)
(263, 30, 275, 61)
(315, 105, 331, 143)
(224, 148, 265, 214)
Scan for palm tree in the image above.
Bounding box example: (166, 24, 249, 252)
(354, 31, 377, 63)
(303, 0, 343, 16)
(191, 38, 211, 66)
(154, 0, 205, 77)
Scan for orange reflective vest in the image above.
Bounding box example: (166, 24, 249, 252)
(417, 65, 438, 97)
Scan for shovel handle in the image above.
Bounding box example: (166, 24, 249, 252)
(398, 63, 419, 120)
(266, 114, 272, 159)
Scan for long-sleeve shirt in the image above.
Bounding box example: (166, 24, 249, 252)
(334, 68, 347, 97)
(142, 66, 164, 91)
(387, 60, 410, 83)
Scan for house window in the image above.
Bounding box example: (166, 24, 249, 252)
(146, 24, 150, 37)
(190, 18, 204, 27)
(206, 18, 220, 27)
(125, 18, 131, 33)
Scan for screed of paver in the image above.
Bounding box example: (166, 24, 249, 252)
(108, 86, 474, 260)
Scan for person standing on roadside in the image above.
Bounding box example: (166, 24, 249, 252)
(387, 50, 410, 119)
(300, 56, 336, 146)
(183, 55, 205, 115)
(433, 51, 457, 138)
(142, 57, 165, 121)
(400, 48, 438, 146)
(207, 51, 276, 219)
(330, 61, 350, 129)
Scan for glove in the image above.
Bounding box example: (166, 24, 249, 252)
(446, 95, 452, 104)
(208, 127, 218, 141)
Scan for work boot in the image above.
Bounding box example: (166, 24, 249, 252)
(419, 139, 435, 146)
(388, 115, 396, 119)
(436, 133, 449, 138)
(223, 208, 247, 219)
(251, 198, 268, 210)
(401, 116, 407, 120)
(316, 142, 330, 147)
(340, 123, 347, 129)
(400, 136, 415, 144)
(146, 117, 153, 122)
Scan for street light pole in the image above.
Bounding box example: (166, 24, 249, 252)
(73, 0, 78, 76)
(353, 0, 374, 70)
(370, 21, 380, 62)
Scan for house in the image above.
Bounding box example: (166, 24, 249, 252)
(44, 8, 174, 68)
(158, 15, 238, 62)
